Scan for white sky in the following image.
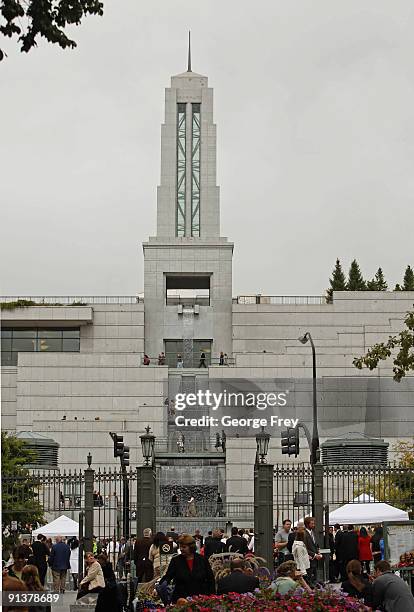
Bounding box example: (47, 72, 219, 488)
(1, 0, 413, 296)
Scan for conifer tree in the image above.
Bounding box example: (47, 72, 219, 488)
(402, 265, 414, 291)
(326, 258, 347, 303)
(367, 267, 388, 291)
(394, 266, 414, 291)
(347, 259, 366, 291)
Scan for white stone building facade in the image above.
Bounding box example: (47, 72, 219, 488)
(1, 61, 413, 513)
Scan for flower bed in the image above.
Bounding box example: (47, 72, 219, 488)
(142, 586, 370, 611)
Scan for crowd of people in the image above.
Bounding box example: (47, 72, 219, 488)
(2, 534, 125, 612)
(3, 521, 414, 611)
(129, 521, 414, 609)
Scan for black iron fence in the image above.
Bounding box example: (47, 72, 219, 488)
(273, 462, 414, 527)
(3, 462, 413, 543)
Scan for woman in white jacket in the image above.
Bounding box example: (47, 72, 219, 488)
(292, 530, 310, 576)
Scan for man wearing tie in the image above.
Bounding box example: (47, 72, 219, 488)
(303, 516, 322, 585)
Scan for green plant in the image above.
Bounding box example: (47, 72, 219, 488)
(0, 299, 36, 311)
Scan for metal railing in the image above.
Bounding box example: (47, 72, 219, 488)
(155, 436, 225, 454)
(166, 295, 210, 306)
(158, 502, 253, 519)
(233, 295, 326, 305)
(0, 296, 141, 305)
(273, 462, 414, 527)
(140, 356, 235, 367)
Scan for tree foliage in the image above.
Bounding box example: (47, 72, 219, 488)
(347, 259, 366, 291)
(326, 258, 347, 303)
(355, 440, 414, 511)
(367, 267, 388, 291)
(395, 265, 414, 291)
(353, 310, 414, 381)
(0, 0, 104, 61)
(1, 432, 44, 531)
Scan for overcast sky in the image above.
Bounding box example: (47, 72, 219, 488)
(1, 1, 413, 297)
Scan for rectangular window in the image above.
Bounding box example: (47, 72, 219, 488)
(176, 103, 187, 237)
(191, 103, 201, 237)
(166, 274, 210, 306)
(1, 328, 80, 366)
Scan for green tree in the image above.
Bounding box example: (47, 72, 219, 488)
(0, 0, 104, 61)
(347, 259, 366, 291)
(353, 310, 414, 381)
(394, 265, 414, 291)
(1, 433, 44, 535)
(402, 265, 414, 291)
(367, 267, 388, 291)
(355, 440, 414, 510)
(326, 258, 347, 303)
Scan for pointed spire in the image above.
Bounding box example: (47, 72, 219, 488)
(187, 30, 192, 72)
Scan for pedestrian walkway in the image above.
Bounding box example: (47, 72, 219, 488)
(51, 590, 77, 611)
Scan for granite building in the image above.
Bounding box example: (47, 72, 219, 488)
(1, 56, 413, 517)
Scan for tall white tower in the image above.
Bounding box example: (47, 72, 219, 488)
(143, 39, 233, 365)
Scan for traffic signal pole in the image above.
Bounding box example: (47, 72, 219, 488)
(109, 432, 130, 539)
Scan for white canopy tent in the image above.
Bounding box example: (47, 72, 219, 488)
(328, 494, 409, 525)
(32, 515, 79, 537)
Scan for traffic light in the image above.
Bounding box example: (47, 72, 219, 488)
(113, 433, 124, 458)
(281, 427, 299, 457)
(122, 445, 130, 467)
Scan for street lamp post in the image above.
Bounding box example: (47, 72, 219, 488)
(298, 332, 324, 560)
(254, 427, 273, 571)
(136, 426, 156, 537)
(298, 332, 319, 464)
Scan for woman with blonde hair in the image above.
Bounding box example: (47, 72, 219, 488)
(76, 552, 105, 600)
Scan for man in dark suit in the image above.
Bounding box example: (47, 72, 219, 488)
(31, 534, 49, 585)
(338, 525, 359, 580)
(117, 536, 131, 579)
(204, 529, 225, 559)
(217, 558, 259, 595)
(303, 516, 322, 585)
(48, 535, 71, 593)
(225, 527, 248, 554)
(133, 528, 153, 582)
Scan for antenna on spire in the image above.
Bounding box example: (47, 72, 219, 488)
(187, 30, 192, 72)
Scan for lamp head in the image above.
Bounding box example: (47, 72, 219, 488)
(298, 333, 309, 345)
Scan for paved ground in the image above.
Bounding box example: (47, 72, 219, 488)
(51, 590, 77, 611)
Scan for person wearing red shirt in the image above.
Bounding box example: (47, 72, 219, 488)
(358, 527, 373, 573)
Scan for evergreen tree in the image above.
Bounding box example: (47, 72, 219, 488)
(394, 265, 414, 291)
(326, 258, 347, 303)
(402, 265, 414, 291)
(367, 267, 388, 291)
(347, 259, 366, 291)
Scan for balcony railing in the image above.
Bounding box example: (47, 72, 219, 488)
(166, 295, 210, 306)
(155, 436, 225, 454)
(0, 296, 141, 305)
(140, 356, 235, 367)
(233, 295, 326, 305)
(157, 502, 253, 519)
